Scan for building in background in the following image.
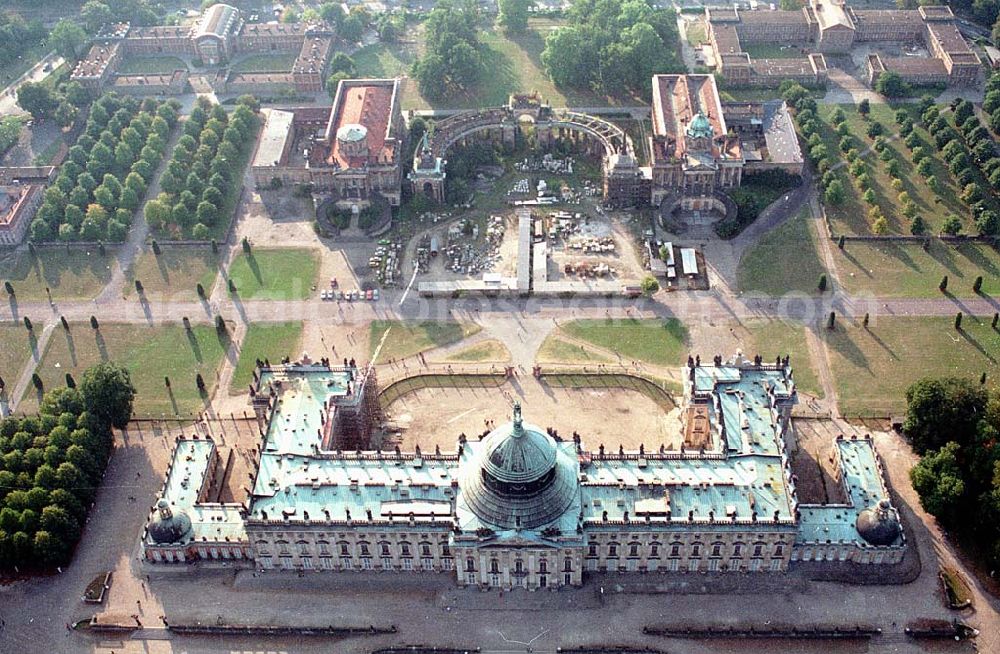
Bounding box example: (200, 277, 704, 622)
(0, 167, 56, 245)
(706, 1, 980, 89)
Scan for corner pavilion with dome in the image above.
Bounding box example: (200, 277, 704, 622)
(143, 356, 905, 587)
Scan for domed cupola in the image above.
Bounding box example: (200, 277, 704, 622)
(459, 403, 578, 530)
(855, 498, 901, 546)
(148, 498, 194, 545)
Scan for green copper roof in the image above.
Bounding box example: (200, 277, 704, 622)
(687, 112, 713, 139)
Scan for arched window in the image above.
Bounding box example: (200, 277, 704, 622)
(773, 543, 784, 557)
(733, 542, 744, 557)
(650, 543, 660, 557)
(607, 542, 619, 557)
(420, 542, 432, 557)
(752, 542, 765, 557)
(490, 559, 499, 573)
(466, 557, 475, 572)
(628, 542, 640, 557)
(254, 539, 270, 555)
(587, 543, 598, 557)
(539, 560, 547, 573)
(399, 542, 411, 557)
(690, 542, 703, 558)
(563, 558, 572, 572)
(337, 541, 350, 556)
(379, 541, 391, 557)
(669, 542, 681, 557)
(711, 542, 724, 557)
(358, 542, 370, 556)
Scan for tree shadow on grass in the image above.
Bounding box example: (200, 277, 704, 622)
(64, 328, 77, 367)
(955, 242, 1000, 280)
(247, 253, 262, 285)
(823, 325, 871, 374)
(95, 329, 109, 362)
(862, 325, 898, 360)
(27, 329, 38, 362)
(957, 326, 997, 365)
(7, 294, 18, 321)
(185, 328, 203, 363)
(166, 384, 179, 416)
(925, 240, 960, 276)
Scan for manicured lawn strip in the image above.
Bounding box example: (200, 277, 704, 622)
(834, 240, 1000, 299)
(117, 56, 188, 74)
(744, 319, 822, 398)
(124, 246, 219, 301)
(230, 322, 303, 392)
(824, 316, 999, 417)
(560, 319, 689, 367)
(0, 247, 113, 301)
(369, 320, 482, 361)
(743, 43, 808, 59)
(737, 210, 826, 296)
(0, 324, 34, 388)
(685, 21, 706, 45)
(537, 335, 614, 364)
(226, 248, 319, 300)
(440, 339, 510, 363)
(21, 323, 228, 417)
(230, 53, 296, 73)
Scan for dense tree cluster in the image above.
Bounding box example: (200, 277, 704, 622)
(924, 96, 1000, 236)
(80, 0, 164, 33)
(906, 377, 1000, 570)
(144, 96, 259, 239)
(718, 169, 801, 238)
(0, 116, 24, 159)
(411, 0, 485, 100)
(497, 0, 534, 33)
(317, 2, 370, 43)
(31, 95, 180, 243)
(541, 0, 683, 98)
(0, 363, 135, 571)
(874, 71, 911, 98)
(0, 13, 46, 75)
(326, 53, 357, 99)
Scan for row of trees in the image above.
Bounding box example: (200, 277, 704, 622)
(411, 0, 485, 100)
(80, 0, 164, 33)
(31, 95, 179, 243)
(923, 96, 1000, 236)
(17, 74, 91, 127)
(0, 362, 135, 570)
(541, 0, 683, 98)
(144, 96, 259, 239)
(907, 377, 1000, 570)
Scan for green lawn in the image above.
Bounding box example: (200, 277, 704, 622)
(440, 339, 509, 363)
(816, 104, 969, 235)
(230, 53, 296, 73)
(0, 324, 34, 390)
(369, 320, 482, 362)
(744, 319, 822, 398)
(560, 319, 689, 367)
(225, 248, 319, 300)
(537, 335, 614, 364)
(834, 240, 1000, 299)
(124, 247, 219, 301)
(686, 21, 706, 45)
(744, 43, 808, 59)
(824, 316, 999, 417)
(117, 56, 188, 74)
(33, 135, 65, 165)
(0, 248, 113, 301)
(20, 323, 228, 417)
(230, 322, 303, 392)
(737, 210, 827, 296)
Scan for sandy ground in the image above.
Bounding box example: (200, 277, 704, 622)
(381, 377, 683, 454)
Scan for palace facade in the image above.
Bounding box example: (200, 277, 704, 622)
(706, 1, 980, 88)
(70, 3, 333, 96)
(142, 354, 906, 588)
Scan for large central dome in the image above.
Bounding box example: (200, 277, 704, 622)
(459, 404, 578, 530)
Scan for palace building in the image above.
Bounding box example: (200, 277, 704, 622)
(250, 78, 405, 208)
(142, 354, 905, 587)
(705, 0, 980, 89)
(70, 3, 333, 96)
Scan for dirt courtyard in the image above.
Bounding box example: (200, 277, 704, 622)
(379, 376, 684, 454)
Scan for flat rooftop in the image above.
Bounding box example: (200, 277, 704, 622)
(253, 108, 295, 168)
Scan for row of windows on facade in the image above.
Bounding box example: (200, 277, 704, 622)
(256, 539, 449, 558)
(587, 541, 784, 559)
